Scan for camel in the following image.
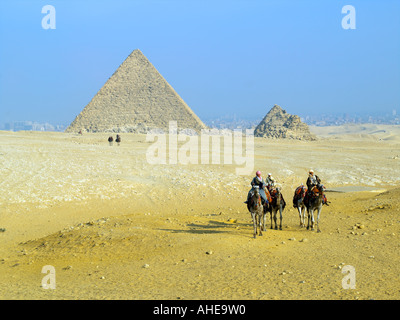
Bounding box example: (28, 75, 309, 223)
(247, 186, 266, 238)
(293, 185, 307, 227)
(268, 187, 286, 230)
(305, 183, 325, 232)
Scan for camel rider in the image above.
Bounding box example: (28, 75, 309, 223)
(306, 169, 320, 190)
(266, 173, 275, 191)
(306, 170, 328, 205)
(245, 171, 269, 205)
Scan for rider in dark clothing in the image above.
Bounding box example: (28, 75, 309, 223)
(245, 171, 269, 205)
(306, 169, 328, 205)
(306, 169, 320, 190)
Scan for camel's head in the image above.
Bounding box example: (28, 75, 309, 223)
(316, 184, 325, 194)
(252, 186, 261, 202)
(253, 185, 260, 196)
(271, 186, 281, 197)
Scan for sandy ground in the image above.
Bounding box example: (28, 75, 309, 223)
(0, 124, 399, 300)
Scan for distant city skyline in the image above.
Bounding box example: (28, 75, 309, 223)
(1, 0, 399, 126)
(1, 108, 398, 132)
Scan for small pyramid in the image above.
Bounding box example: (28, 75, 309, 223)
(254, 105, 317, 140)
(66, 49, 207, 133)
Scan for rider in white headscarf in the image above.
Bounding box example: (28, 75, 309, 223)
(266, 173, 275, 190)
(306, 169, 329, 205)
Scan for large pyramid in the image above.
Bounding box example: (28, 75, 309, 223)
(254, 105, 317, 140)
(66, 49, 207, 133)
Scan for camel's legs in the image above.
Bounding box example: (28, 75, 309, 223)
(262, 209, 267, 232)
(298, 201, 306, 227)
(273, 210, 278, 230)
(258, 214, 263, 236)
(310, 209, 315, 231)
(316, 207, 322, 233)
(251, 212, 257, 238)
(298, 207, 303, 227)
(270, 210, 273, 229)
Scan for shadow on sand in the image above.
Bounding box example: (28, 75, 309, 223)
(158, 219, 252, 235)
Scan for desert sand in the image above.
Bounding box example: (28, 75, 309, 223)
(0, 124, 399, 300)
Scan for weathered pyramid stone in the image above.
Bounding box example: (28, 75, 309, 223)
(66, 49, 207, 133)
(254, 105, 317, 140)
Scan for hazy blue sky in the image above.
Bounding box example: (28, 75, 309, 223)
(0, 0, 399, 125)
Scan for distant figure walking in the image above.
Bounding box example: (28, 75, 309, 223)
(116, 134, 121, 146)
(108, 136, 114, 146)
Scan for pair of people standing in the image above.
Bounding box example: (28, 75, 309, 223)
(108, 134, 121, 146)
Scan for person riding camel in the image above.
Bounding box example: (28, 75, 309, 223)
(245, 171, 269, 205)
(306, 169, 328, 205)
(306, 169, 319, 190)
(266, 173, 275, 192)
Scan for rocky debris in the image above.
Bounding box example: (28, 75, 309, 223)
(66, 49, 207, 134)
(366, 204, 391, 212)
(254, 105, 317, 141)
(352, 223, 366, 230)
